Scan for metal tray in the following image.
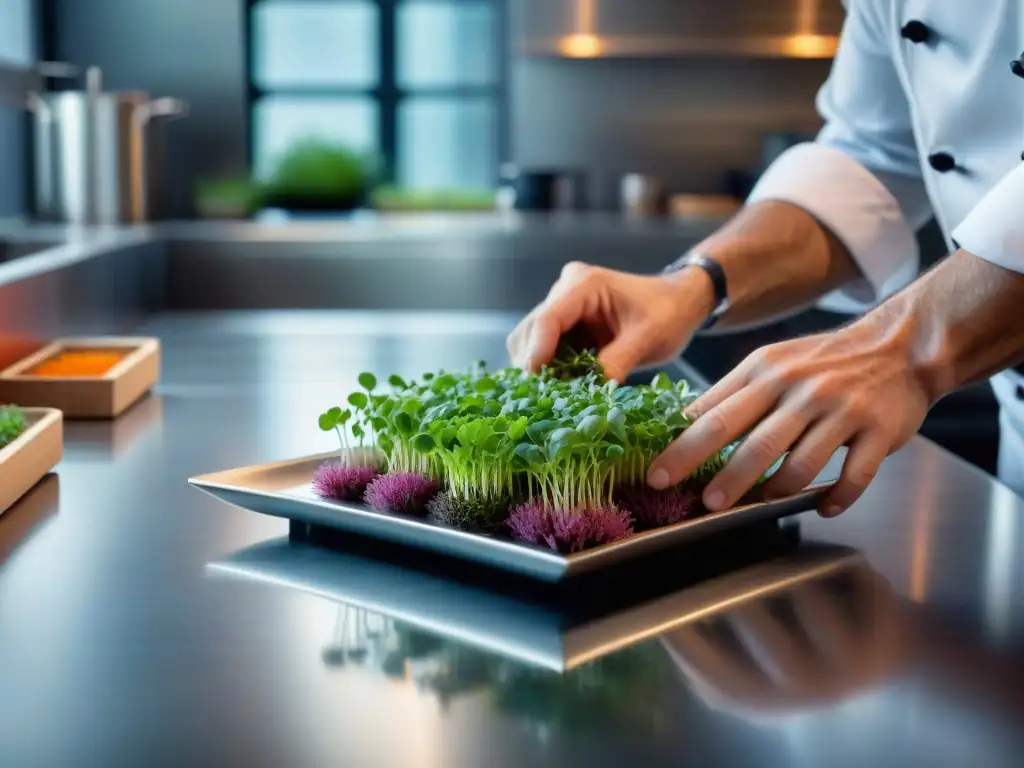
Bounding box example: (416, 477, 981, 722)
(207, 538, 864, 672)
(189, 450, 839, 582)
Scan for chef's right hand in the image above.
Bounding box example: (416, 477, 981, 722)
(506, 261, 715, 383)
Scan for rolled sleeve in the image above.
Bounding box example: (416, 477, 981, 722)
(952, 164, 1024, 274)
(745, 0, 933, 312)
(748, 142, 923, 307)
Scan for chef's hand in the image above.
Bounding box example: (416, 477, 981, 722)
(648, 317, 934, 517)
(506, 261, 714, 383)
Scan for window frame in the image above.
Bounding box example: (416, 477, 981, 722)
(244, 0, 510, 187)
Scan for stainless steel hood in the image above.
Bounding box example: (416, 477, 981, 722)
(515, 0, 844, 59)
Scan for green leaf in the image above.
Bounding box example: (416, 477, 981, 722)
(347, 392, 368, 409)
(388, 374, 407, 388)
(371, 416, 387, 431)
(507, 417, 528, 441)
(577, 414, 606, 440)
(651, 372, 673, 391)
(393, 411, 414, 435)
(422, 372, 435, 381)
(339, 409, 352, 425)
(605, 444, 625, 458)
(432, 374, 457, 390)
(526, 419, 558, 443)
(513, 443, 545, 467)
(352, 424, 365, 439)
(473, 377, 497, 393)
(318, 412, 336, 431)
(358, 372, 378, 391)
(547, 427, 578, 458)
(400, 399, 423, 416)
(327, 406, 342, 419)
(412, 433, 436, 453)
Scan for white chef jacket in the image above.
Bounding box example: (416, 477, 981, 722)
(746, 0, 1024, 492)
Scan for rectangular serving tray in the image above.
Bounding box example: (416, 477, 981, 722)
(190, 449, 839, 583)
(207, 538, 863, 671)
(0, 408, 63, 517)
(0, 337, 160, 419)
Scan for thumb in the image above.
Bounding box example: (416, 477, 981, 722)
(597, 327, 649, 383)
(524, 292, 586, 372)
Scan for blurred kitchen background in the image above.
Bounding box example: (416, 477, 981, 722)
(0, 0, 996, 470)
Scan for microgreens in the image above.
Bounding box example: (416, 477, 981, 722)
(0, 404, 26, 450)
(317, 361, 735, 523)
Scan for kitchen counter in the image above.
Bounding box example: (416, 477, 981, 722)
(0, 310, 1022, 767)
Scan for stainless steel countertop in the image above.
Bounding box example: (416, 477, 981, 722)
(1, 310, 1021, 767)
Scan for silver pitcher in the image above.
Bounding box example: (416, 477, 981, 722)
(27, 65, 188, 224)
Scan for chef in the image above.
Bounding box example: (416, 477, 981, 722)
(507, 0, 1024, 516)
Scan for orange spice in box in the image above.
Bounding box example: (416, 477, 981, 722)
(28, 350, 127, 378)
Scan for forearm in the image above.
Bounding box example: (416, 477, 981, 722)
(862, 249, 1024, 401)
(672, 200, 862, 330)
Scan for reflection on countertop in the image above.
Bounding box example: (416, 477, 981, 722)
(0, 473, 59, 569)
(60, 392, 164, 462)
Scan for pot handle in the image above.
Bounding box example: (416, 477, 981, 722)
(133, 97, 189, 128)
(19, 60, 81, 119)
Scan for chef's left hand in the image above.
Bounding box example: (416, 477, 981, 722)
(646, 318, 935, 517)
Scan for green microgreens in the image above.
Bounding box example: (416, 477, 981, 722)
(317, 362, 743, 513)
(0, 404, 26, 450)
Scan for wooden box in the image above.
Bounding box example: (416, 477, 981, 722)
(0, 337, 160, 419)
(0, 408, 62, 517)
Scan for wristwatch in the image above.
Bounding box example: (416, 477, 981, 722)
(662, 251, 730, 329)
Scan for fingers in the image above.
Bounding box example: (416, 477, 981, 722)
(760, 416, 854, 500)
(682, 357, 754, 421)
(596, 326, 649, 383)
(699, 399, 814, 511)
(727, 602, 824, 693)
(789, 582, 860, 676)
(647, 379, 780, 491)
(506, 262, 595, 372)
(660, 627, 775, 712)
(818, 429, 890, 517)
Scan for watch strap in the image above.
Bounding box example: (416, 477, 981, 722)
(662, 251, 729, 329)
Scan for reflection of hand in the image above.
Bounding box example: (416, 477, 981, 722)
(647, 319, 932, 516)
(660, 564, 911, 723)
(506, 262, 715, 383)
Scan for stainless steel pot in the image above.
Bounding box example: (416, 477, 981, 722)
(28, 67, 188, 224)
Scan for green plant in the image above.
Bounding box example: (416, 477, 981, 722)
(194, 177, 263, 217)
(263, 138, 371, 206)
(0, 404, 27, 449)
(370, 185, 496, 212)
(318, 360, 739, 525)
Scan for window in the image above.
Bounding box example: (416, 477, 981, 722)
(247, 0, 507, 190)
(0, 0, 34, 65)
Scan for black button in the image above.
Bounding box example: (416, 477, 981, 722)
(928, 152, 956, 172)
(900, 20, 931, 43)
(1012, 58, 1024, 79)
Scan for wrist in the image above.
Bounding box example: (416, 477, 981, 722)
(856, 291, 953, 404)
(660, 263, 717, 325)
